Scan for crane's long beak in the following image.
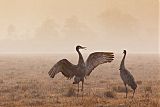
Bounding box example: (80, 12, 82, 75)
(82, 47, 87, 50)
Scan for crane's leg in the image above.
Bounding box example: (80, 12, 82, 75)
(81, 79, 84, 91)
(132, 89, 135, 98)
(76, 83, 79, 97)
(78, 83, 79, 92)
(125, 84, 128, 98)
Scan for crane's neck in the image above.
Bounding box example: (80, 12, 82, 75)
(120, 53, 126, 70)
(76, 48, 85, 66)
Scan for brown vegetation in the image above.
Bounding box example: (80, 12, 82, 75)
(0, 54, 159, 107)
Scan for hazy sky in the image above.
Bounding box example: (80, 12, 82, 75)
(0, 0, 159, 54)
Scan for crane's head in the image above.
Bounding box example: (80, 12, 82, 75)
(76, 45, 86, 50)
(123, 50, 126, 54)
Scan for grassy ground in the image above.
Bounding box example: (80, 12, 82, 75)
(0, 54, 159, 107)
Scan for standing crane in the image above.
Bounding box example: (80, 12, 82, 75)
(48, 45, 114, 91)
(119, 50, 137, 98)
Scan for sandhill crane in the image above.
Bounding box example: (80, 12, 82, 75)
(119, 50, 137, 98)
(48, 45, 114, 92)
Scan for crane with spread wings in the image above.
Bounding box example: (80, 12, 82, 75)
(48, 45, 114, 91)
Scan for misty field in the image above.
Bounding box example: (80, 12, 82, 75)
(0, 54, 159, 107)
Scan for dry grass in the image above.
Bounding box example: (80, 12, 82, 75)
(137, 80, 143, 85)
(0, 54, 159, 107)
(104, 90, 117, 98)
(144, 86, 152, 93)
(65, 87, 76, 97)
(112, 85, 132, 93)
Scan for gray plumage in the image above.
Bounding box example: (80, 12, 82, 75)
(119, 50, 137, 98)
(48, 45, 114, 91)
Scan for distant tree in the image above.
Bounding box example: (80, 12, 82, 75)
(98, 9, 138, 37)
(35, 19, 59, 41)
(61, 16, 95, 40)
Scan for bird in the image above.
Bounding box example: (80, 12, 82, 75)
(119, 50, 137, 98)
(48, 45, 114, 92)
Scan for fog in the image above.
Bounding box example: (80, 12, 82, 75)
(0, 0, 158, 54)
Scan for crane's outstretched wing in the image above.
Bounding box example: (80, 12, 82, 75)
(48, 59, 76, 79)
(85, 52, 114, 76)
